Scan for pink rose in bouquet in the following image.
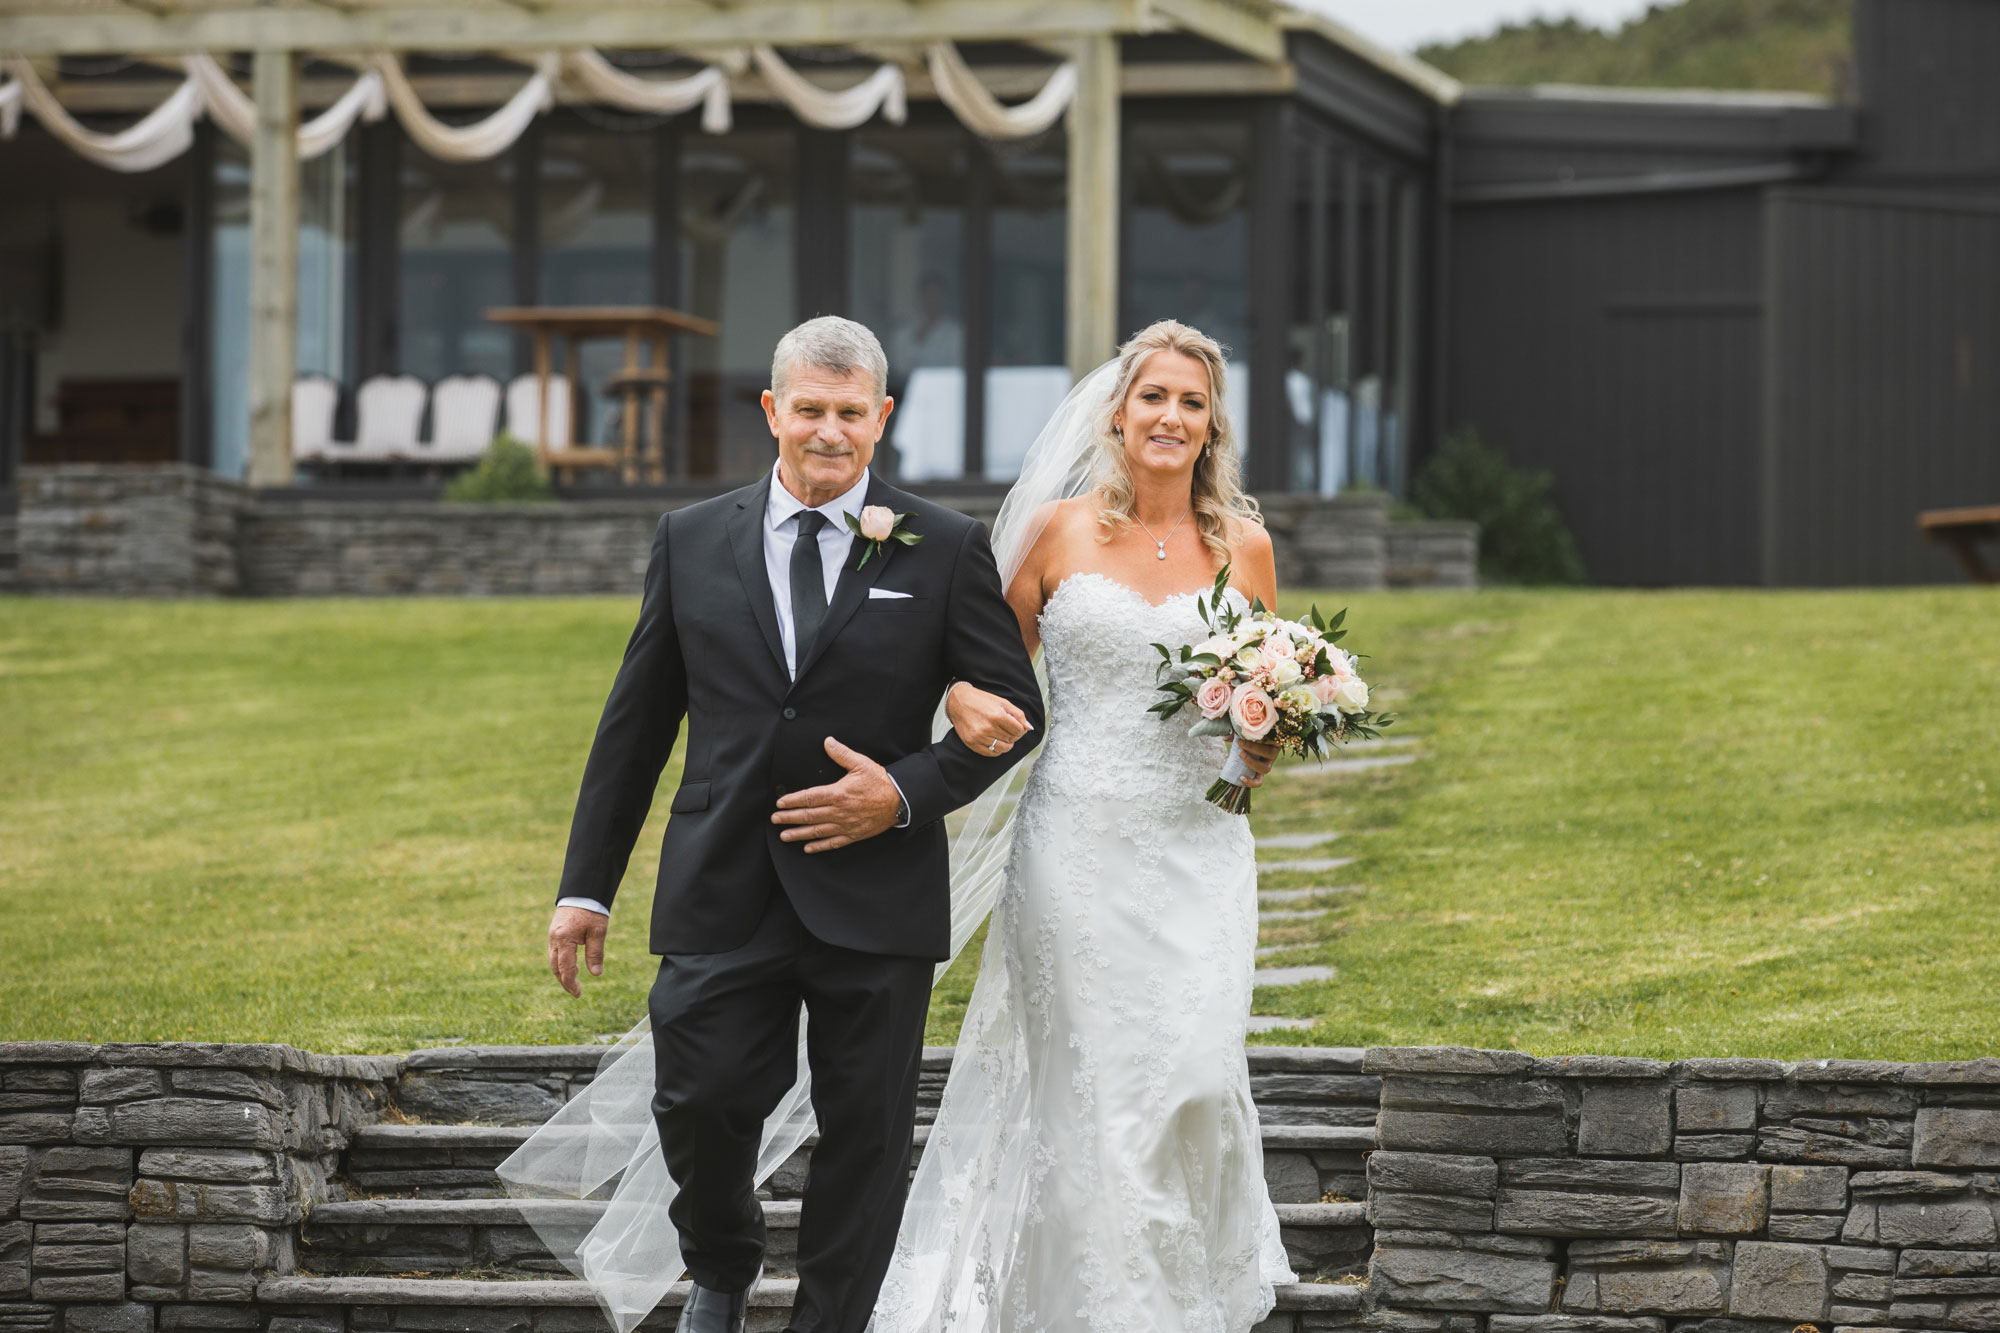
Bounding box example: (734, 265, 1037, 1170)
(1229, 683, 1278, 740)
(1148, 565, 1394, 814)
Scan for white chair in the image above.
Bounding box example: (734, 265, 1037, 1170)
(427, 375, 502, 463)
(982, 365, 1073, 482)
(350, 374, 427, 463)
(505, 373, 573, 454)
(291, 375, 338, 464)
(891, 366, 966, 481)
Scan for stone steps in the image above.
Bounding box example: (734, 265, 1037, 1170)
(255, 1274, 1365, 1333)
(1257, 857, 1357, 877)
(298, 1197, 1371, 1283)
(341, 1122, 1378, 1203)
(332, 1047, 1382, 1326)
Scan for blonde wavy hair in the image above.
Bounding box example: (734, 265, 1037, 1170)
(1091, 319, 1263, 563)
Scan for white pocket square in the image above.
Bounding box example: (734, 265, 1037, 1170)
(868, 587, 915, 599)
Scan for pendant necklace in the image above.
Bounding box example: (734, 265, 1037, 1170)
(1135, 507, 1191, 560)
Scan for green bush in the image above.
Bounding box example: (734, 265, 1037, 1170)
(443, 432, 554, 503)
(1412, 428, 1586, 585)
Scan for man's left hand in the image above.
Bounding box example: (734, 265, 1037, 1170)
(772, 737, 903, 853)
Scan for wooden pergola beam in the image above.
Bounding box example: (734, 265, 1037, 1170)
(1065, 31, 1118, 380)
(41, 57, 1295, 112)
(0, 0, 1156, 56)
(1141, 0, 1283, 63)
(244, 47, 298, 488)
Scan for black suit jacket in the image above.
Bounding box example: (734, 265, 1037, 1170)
(557, 471, 1045, 961)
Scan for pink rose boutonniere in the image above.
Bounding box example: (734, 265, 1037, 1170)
(845, 505, 923, 570)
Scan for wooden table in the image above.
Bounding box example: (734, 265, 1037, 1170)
(485, 306, 720, 483)
(1919, 504, 2000, 582)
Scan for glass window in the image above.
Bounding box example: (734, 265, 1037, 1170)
(985, 131, 1068, 481)
(399, 148, 514, 383)
(211, 136, 356, 479)
(1125, 113, 1251, 451)
(679, 129, 794, 480)
(540, 126, 655, 446)
(1286, 119, 1418, 497)
(849, 124, 967, 481)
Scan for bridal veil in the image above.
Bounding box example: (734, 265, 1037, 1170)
(495, 363, 1121, 1333)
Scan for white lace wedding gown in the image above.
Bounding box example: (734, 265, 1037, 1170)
(872, 572, 1295, 1333)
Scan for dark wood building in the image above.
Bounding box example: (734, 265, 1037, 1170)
(1443, 0, 2000, 585)
(2, 0, 1996, 585)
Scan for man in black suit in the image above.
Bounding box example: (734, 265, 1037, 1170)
(546, 317, 1043, 1333)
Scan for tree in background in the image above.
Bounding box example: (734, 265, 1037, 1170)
(1418, 0, 1851, 97)
(1413, 429, 1587, 585)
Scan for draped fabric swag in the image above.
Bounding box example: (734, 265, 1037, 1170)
(0, 42, 1078, 172)
(923, 40, 1075, 139)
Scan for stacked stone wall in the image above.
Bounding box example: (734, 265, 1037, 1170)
(1361, 1046, 2000, 1332)
(31, 1044, 1999, 1332)
(16, 468, 245, 596)
(1, 1044, 395, 1333)
(7, 467, 1476, 597)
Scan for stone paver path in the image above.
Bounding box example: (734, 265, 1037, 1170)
(1245, 733, 1426, 1031)
(1258, 831, 1340, 850)
(1245, 1015, 1317, 1032)
(1251, 964, 1336, 987)
(1259, 857, 1356, 875)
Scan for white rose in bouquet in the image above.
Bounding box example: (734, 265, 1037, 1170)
(1279, 684, 1317, 714)
(1334, 677, 1370, 714)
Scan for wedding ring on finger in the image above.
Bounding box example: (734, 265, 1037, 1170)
(988, 739, 998, 753)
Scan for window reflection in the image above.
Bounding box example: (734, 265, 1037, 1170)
(1287, 121, 1417, 497)
(851, 124, 967, 481)
(680, 129, 793, 480)
(1126, 114, 1251, 452)
(211, 136, 356, 479)
(540, 127, 655, 449)
(985, 131, 1068, 481)
(399, 149, 513, 383)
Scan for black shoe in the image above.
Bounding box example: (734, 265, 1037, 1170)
(676, 1266, 759, 1333)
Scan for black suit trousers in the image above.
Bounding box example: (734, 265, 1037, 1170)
(649, 889, 933, 1333)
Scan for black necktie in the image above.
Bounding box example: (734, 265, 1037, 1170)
(790, 509, 829, 673)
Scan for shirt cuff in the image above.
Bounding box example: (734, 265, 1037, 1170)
(887, 773, 912, 829)
(556, 896, 612, 916)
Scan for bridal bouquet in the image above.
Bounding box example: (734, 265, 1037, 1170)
(1149, 566, 1394, 814)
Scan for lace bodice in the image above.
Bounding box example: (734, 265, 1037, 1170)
(1027, 572, 1244, 811)
(873, 569, 1289, 1333)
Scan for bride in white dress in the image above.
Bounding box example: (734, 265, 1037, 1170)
(496, 319, 1295, 1333)
(874, 319, 1296, 1332)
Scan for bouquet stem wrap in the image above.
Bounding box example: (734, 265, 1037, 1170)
(1209, 741, 1256, 814)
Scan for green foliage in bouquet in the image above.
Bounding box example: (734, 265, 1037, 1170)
(1412, 428, 1587, 586)
(1149, 566, 1396, 814)
(443, 432, 555, 503)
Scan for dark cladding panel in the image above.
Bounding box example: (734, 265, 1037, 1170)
(1452, 91, 1856, 195)
(1767, 189, 2000, 584)
(1288, 32, 1440, 162)
(1850, 0, 2000, 183)
(1447, 189, 1765, 586)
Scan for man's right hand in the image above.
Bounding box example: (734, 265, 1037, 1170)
(548, 905, 609, 998)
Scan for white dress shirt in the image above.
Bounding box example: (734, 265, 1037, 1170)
(558, 464, 903, 919)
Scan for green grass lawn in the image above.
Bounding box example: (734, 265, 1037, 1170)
(1, 588, 1993, 1059)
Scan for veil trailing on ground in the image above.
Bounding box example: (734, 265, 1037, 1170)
(495, 361, 1121, 1333)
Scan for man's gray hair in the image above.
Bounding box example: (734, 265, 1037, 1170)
(771, 316, 889, 403)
